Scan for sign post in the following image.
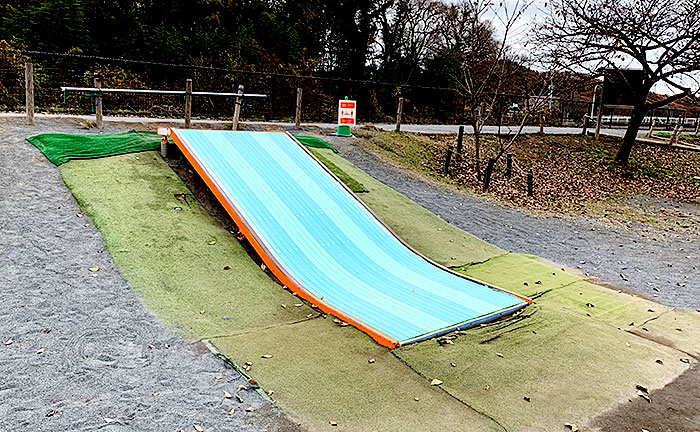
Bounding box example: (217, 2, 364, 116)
(337, 97, 356, 137)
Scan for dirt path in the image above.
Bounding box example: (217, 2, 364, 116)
(322, 134, 699, 310)
(0, 119, 297, 431)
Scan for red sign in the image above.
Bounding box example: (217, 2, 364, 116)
(338, 100, 357, 126)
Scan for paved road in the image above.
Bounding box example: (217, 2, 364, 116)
(0, 112, 638, 135)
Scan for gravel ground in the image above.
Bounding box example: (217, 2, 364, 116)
(0, 119, 297, 432)
(322, 134, 700, 310)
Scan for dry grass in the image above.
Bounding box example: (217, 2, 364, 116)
(354, 127, 700, 231)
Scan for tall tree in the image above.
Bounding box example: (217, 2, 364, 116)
(534, 0, 700, 164)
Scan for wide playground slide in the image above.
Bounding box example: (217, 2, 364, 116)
(164, 129, 531, 348)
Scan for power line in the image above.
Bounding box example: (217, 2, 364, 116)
(0, 48, 458, 92)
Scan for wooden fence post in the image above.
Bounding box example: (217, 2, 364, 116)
(482, 158, 496, 191)
(646, 118, 657, 138)
(395, 97, 404, 132)
(594, 88, 604, 141)
(94, 77, 103, 129)
(232, 84, 244, 130)
(455, 125, 464, 163)
(184, 79, 192, 129)
(443, 146, 454, 175)
(25, 62, 34, 126)
(294, 87, 303, 129)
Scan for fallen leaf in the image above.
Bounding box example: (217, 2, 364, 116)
(680, 358, 691, 364)
(586, 303, 595, 308)
(46, 409, 57, 417)
(306, 313, 314, 318)
(174, 206, 182, 211)
(223, 266, 230, 270)
(430, 379, 443, 386)
(261, 354, 272, 359)
(483, 385, 491, 391)
(224, 391, 232, 399)
(414, 397, 419, 401)
(655, 359, 664, 365)
(496, 353, 504, 358)
(36, 348, 45, 354)
(565, 423, 578, 432)
(5, 339, 13, 345)
(88, 267, 99, 272)
(245, 407, 255, 412)
(266, 390, 274, 396)
(368, 358, 375, 364)
(329, 420, 338, 426)
(199, 310, 205, 315)
(637, 390, 651, 403)
(636, 385, 648, 393)
(236, 385, 247, 393)
(215, 375, 224, 380)
(280, 304, 286, 308)
(260, 264, 266, 271)
(208, 241, 216, 245)
(104, 418, 114, 423)
(450, 362, 457, 367)
(152, 392, 159, 396)
(294, 303, 303, 307)
(523, 396, 531, 402)
(228, 407, 235, 415)
(193, 425, 204, 432)
(43, 328, 52, 334)
(236, 394, 244, 403)
(247, 378, 257, 385)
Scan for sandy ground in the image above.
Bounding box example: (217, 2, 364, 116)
(0, 119, 299, 431)
(318, 134, 699, 311)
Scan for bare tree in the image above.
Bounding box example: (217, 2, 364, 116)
(534, 0, 700, 164)
(432, 0, 531, 179)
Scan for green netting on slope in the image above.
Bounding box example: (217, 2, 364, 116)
(295, 135, 338, 153)
(27, 130, 166, 166)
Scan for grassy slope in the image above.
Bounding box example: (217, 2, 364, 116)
(60, 149, 700, 432)
(60, 152, 315, 338)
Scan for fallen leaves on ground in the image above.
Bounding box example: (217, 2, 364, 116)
(430, 379, 443, 386)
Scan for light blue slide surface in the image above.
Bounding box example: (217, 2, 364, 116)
(172, 129, 529, 347)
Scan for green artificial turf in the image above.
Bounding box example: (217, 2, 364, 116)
(394, 302, 688, 432)
(309, 148, 367, 193)
(213, 317, 502, 432)
(60, 152, 314, 338)
(28, 130, 166, 166)
(313, 148, 504, 267)
(295, 135, 339, 153)
(59, 146, 700, 432)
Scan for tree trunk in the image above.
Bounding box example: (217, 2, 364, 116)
(615, 106, 647, 165)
